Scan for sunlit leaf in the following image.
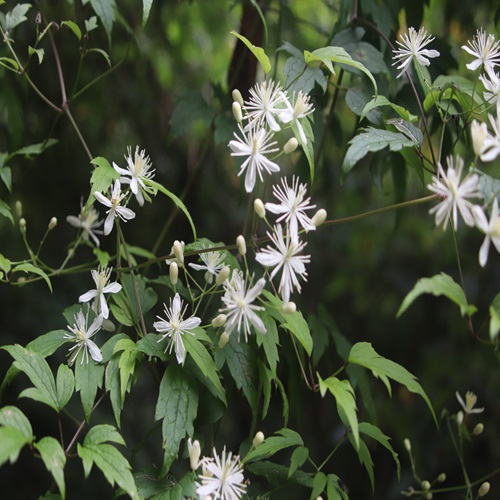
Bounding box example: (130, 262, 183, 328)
(61, 20, 82, 40)
(243, 428, 303, 463)
(230, 31, 271, 74)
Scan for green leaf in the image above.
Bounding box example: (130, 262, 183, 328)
(6, 3, 31, 30)
(77, 442, 139, 499)
(0, 57, 19, 71)
(184, 332, 226, 404)
(0, 199, 13, 223)
(2, 345, 58, 411)
(291, 113, 316, 184)
(478, 171, 500, 204)
(246, 460, 313, 488)
(342, 127, 418, 176)
(0, 165, 12, 191)
(326, 474, 348, 500)
(318, 374, 359, 449)
(35, 437, 66, 499)
(121, 273, 158, 323)
(386, 118, 423, 146)
(360, 96, 418, 123)
(61, 20, 82, 40)
(10, 138, 58, 157)
(142, 0, 153, 26)
(289, 446, 308, 478)
(74, 351, 105, 421)
(145, 179, 197, 240)
(87, 47, 111, 67)
(85, 16, 98, 33)
(84, 424, 125, 446)
(304, 46, 377, 94)
(89, 156, 119, 206)
(257, 314, 280, 376)
(114, 338, 141, 401)
(312, 471, 327, 499)
(28, 46, 45, 64)
(0, 253, 11, 274)
(397, 272, 477, 318)
(230, 31, 271, 74)
(0, 406, 33, 438)
(243, 428, 303, 463)
(89, 0, 116, 42)
(56, 364, 74, 411)
(348, 342, 436, 424)
(489, 293, 500, 341)
(136, 333, 169, 361)
(155, 365, 198, 474)
(12, 263, 52, 292)
(0, 426, 31, 466)
(347, 433, 374, 490)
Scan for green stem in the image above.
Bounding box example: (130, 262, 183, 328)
(317, 434, 347, 471)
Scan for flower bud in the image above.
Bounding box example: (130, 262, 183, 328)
(102, 319, 116, 332)
(473, 423, 484, 436)
(232, 88, 243, 107)
(478, 482, 490, 496)
(471, 120, 488, 157)
(232, 101, 243, 123)
(15, 200, 23, 218)
(312, 208, 327, 228)
(282, 302, 296, 314)
(212, 314, 227, 328)
(254, 198, 266, 218)
(437, 473, 446, 483)
(236, 235, 246, 256)
(253, 431, 264, 447)
(17, 276, 26, 286)
(19, 217, 26, 234)
(404, 438, 411, 452)
(216, 265, 230, 286)
(187, 438, 201, 471)
(173, 240, 184, 266)
(456, 411, 464, 425)
(218, 331, 231, 348)
(169, 262, 178, 286)
(421, 480, 431, 492)
(425, 494, 433, 500)
(48, 217, 58, 230)
(284, 137, 298, 154)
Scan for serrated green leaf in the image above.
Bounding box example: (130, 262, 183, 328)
(489, 293, 500, 341)
(89, 157, 119, 206)
(89, 0, 116, 42)
(318, 374, 359, 449)
(0, 426, 31, 466)
(2, 345, 58, 411)
(327, 473, 348, 500)
(35, 437, 66, 499)
(110, 295, 135, 327)
(257, 314, 280, 376)
(347, 433, 374, 490)
(6, 3, 31, 30)
(0, 406, 33, 438)
(12, 263, 52, 292)
(243, 428, 303, 463)
(136, 333, 169, 361)
(84, 424, 125, 446)
(145, 179, 196, 240)
(342, 127, 418, 176)
(361, 96, 418, 123)
(246, 460, 313, 488)
(142, 0, 153, 26)
(105, 356, 122, 427)
(28, 46, 45, 64)
(85, 16, 98, 33)
(0, 165, 12, 191)
(0, 199, 13, 223)
(56, 364, 74, 411)
(61, 20, 82, 40)
(348, 342, 436, 424)
(230, 31, 271, 74)
(155, 365, 198, 474)
(397, 272, 477, 318)
(117, 343, 141, 401)
(74, 351, 105, 421)
(386, 118, 423, 146)
(304, 46, 377, 94)
(289, 446, 308, 478)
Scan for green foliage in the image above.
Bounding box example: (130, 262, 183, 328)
(34, 437, 66, 499)
(231, 31, 271, 74)
(74, 351, 105, 421)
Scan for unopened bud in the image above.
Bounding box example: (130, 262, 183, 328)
(404, 438, 411, 452)
(456, 411, 464, 425)
(254, 198, 266, 218)
(15, 200, 23, 217)
(48, 217, 58, 230)
(17, 276, 26, 286)
(102, 319, 116, 332)
(284, 137, 298, 154)
(232, 89, 243, 107)
(282, 302, 296, 314)
(218, 331, 230, 348)
(471, 120, 488, 157)
(425, 494, 433, 500)
(437, 473, 446, 483)
(312, 208, 327, 228)
(187, 438, 201, 471)
(421, 480, 431, 492)
(236, 235, 246, 256)
(478, 482, 490, 496)
(173, 240, 184, 265)
(253, 431, 264, 447)
(212, 314, 227, 328)
(216, 265, 230, 286)
(169, 262, 178, 286)
(19, 217, 26, 234)
(473, 423, 484, 436)
(232, 101, 243, 123)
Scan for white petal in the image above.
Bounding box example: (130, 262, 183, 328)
(104, 212, 115, 235)
(103, 282, 122, 294)
(87, 340, 103, 363)
(94, 191, 111, 208)
(79, 289, 97, 303)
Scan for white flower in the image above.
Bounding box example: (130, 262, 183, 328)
(153, 293, 201, 364)
(94, 179, 136, 235)
(427, 155, 480, 230)
(188, 249, 226, 284)
(243, 80, 286, 132)
(471, 119, 489, 157)
(480, 109, 500, 162)
(279, 91, 314, 145)
(64, 310, 103, 366)
(255, 224, 310, 304)
(79, 266, 122, 319)
(462, 29, 500, 76)
(473, 198, 500, 267)
(228, 125, 280, 193)
(219, 269, 266, 341)
(113, 146, 155, 206)
(265, 176, 316, 242)
(66, 205, 103, 247)
(196, 447, 246, 500)
(456, 390, 484, 415)
(392, 26, 440, 78)
(479, 71, 500, 105)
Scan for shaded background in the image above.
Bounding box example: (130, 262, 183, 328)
(0, 0, 499, 498)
